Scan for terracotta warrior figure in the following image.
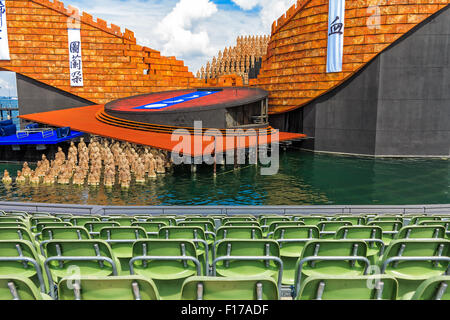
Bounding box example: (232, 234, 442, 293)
(43, 173, 55, 185)
(22, 162, 32, 178)
(78, 137, 87, 154)
(135, 159, 146, 184)
(41, 154, 50, 172)
(155, 155, 166, 174)
(2, 170, 12, 184)
(103, 165, 116, 188)
(15, 170, 26, 184)
(30, 172, 40, 185)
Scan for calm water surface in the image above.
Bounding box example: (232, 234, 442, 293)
(0, 150, 448, 206)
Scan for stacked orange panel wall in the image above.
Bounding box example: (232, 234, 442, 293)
(0, 0, 207, 105)
(250, 0, 449, 114)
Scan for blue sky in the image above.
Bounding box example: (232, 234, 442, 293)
(0, 71, 17, 97)
(64, 0, 295, 73)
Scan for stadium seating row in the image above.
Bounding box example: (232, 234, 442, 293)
(0, 210, 448, 300)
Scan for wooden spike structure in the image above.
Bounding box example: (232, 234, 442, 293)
(197, 35, 270, 84)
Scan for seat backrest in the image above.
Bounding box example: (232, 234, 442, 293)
(410, 216, 442, 225)
(84, 222, 121, 233)
(273, 226, 320, 240)
(0, 222, 29, 229)
(268, 221, 305, 234)
(183, 217, 215, 224)
(395, 226, 446, 239)
(297, 275, 398, 300)
(36, 222, 73, 233)
(300, 240, 368, 259)
(215, 226, 263, 240)
(131, 240, 200, 277)
(0, 227, 34, 243)
(44, 240, 115, 259)
(419, 221, 450, 230)
(295, 216, 328, 225)
(222, 217, 257, 224)
(58, 275, 159, 300)
(318, 221, 353, 232)
(0, 276, 46, 300)
(158, 226, 206, 240)
(177, 221, 215, 233)
(411, 276, 450, 300)
(40, 227, 91, 241)
(181, 276, 279, 300)
(215, 239, 280, 258)
(131, 222, 167, 233)
(333, 216, 367, 225)
(99, 227, 147, 240)
(335, 226, 383, 240)
(223, 221, 260, 227)
(372, 216, 403, 223)
(146, 217, 176, 226)
(380, 239, 450, 276)
(0, 216, 26, 224)
(367, 221, 403, 232)
(259, 217, 291, 226)
(30, 217, 62, 226)
(69, 216, 101, 226)
(106, 217, 138, 226)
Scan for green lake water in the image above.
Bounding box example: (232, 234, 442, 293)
(0, 150, 448, 206)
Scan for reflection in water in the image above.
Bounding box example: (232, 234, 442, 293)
(0, 150, 449, 206)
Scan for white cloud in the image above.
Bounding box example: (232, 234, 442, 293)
(61, 0, 290, 73)
(231, 0, 294, 27)
(156, 0, 218, 59)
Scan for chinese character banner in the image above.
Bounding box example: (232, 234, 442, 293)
(68, 28, 84, 87)
(0, 1, 10, 60)
(326, 0, 345, 73)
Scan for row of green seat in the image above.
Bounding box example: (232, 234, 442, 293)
(0, 237, 448, 300)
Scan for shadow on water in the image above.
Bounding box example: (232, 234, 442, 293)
(0, 150, 448, 205)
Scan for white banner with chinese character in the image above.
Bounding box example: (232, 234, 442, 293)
(0, 1, 10, 60)
(68, 28, 83, 87)
(326, 0, 345, 73)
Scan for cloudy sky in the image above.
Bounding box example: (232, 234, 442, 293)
(0, 71, 18, 97)
(65, 0, 295, 73)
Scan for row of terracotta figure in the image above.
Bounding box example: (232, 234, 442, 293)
(1, 137, 173, 188)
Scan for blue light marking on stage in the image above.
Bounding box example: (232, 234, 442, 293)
(134, 90, 220, 110)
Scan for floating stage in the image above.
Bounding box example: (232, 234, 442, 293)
(20, 88, 307, 156)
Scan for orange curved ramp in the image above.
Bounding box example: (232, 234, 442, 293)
(19, 105, 306, 157)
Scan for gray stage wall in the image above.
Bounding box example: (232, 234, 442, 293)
(270, 5, 450, 157)
(16, 73, 93, 116)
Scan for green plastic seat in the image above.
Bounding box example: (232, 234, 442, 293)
(30, 217, 62, 231)
(367, 221, 403, 245)
(43, 240, 121, 298)
(183, 217, 216, 225)
(379, 239, 450, 299)
(294, 216, 328, 225)
(259, 216, 291, 227)
(181, 276, 279, 300)
(333, 216, 367, 225)
(158, 226, 209, 274)
(39, 226, 91, 242)
(84, 221, 121, 238)
(266, 221, 305, 238)
(419, 221, 450, 239)
(297, 275, 398, 300)
(130, 239, 201, 300)
(372, 216, 403, 223)
(223, 221, 260, 227)
(58, 275, 160, 300)
(317, 221, 353, 239)
(147, 217, 177, 226)
(410, 216, 442, 225)
(177, 221, 216, 245)
(215, 226, 263, 243)
(0, 240, 47, 294)
(272, 226, 320, 285)
(54, 213, 74, 221)
(31, 212, 52, 217)
(335, 226, 385, 263)
(35, 222, 73, 234)
(394, 226, 446, 240)
(222, 217, 257, 224)
(0, 227, 36, 246)
(106, 217, 138, 226)
(131, 222, 167, 238)
(99, 226, 148, 274)
(0, 276, 52, 300)
(0, 222, 29, 229)
(213, 239, 283, 292)
(0, 216, 28, 228)
(4, 211, 29, 218)
(294, 240, 369, 298)
(411, 276, 450, 300)
(69, 216, 101, 226)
